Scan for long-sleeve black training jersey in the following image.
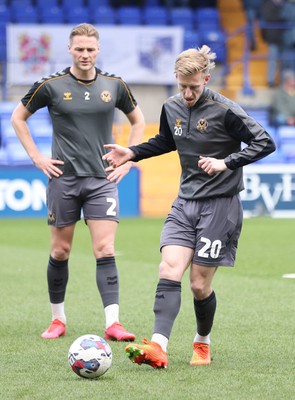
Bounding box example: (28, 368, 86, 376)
(22, 67, 137, 177)
(130, 87, 276, 200)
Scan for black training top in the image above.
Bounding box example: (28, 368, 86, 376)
(129, 87, 276, 200)
(22, 67, 137, 177)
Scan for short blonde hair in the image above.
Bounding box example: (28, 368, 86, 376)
(69, 23, 99, 44)
(174, 45, 216, 76)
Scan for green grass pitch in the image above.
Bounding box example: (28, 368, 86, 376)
(0, 217, 294, 400)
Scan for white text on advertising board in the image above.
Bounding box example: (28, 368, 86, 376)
(0, 179, 46, 211)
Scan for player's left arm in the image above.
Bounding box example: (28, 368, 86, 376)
(223, 109, 276, 170)
(106, 105, 145, 183)
(198, 109, 276, 176)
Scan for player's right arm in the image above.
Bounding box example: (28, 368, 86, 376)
(103, 105, 176, 169)
(11, 102, 64, 179)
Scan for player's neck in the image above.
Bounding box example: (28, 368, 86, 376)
(70, 66, 96, 81)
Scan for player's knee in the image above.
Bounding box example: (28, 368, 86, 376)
(159, 259, 180, 280)
(51, 244, 71, 260)
(159, 259, 170, 274)
(93, 243, 115, 259)
(190, 281, 210, 300)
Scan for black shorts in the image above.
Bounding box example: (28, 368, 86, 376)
(160, 195, 243, 267)
(46, 176, 119, 227)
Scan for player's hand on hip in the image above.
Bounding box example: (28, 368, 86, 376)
(103, 144, 134, 168)
(198, 156, 227, 176)
(34, 154, 64, 179)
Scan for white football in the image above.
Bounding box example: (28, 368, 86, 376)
(68, 334, 112, 379)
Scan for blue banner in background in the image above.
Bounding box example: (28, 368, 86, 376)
(0, 166, 140, 218)
(1, 165, 295, 218)
(242, 165, 295, 217)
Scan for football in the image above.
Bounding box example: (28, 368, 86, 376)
(68, 334, 112, 379)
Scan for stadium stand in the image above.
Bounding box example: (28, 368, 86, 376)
(117, 6, 143, 25)
(0, 103, 52, 166)
(88, 0, 111, 7)
(0, 0, 294, 166)
(91, 6, 117, 25)
(169, 7, 195, 30)
(62, 0, 84, 8)
(11, 4, 39, 23)
(183, 29, 200, 50)
(195, 7, 220, 28)
(35, 0, 59, 7)
(0, 4, 11, 23)
(142, 6, 169, 26)
(65, 5, 90, 24)
(39, 6, 64, 24)
(199, 29, 227, 63)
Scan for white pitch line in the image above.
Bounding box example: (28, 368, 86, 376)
(282, 273, 295, 279)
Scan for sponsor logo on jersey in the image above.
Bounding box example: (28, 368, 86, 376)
(100, 91, 112, 103)
(63, 92, 72, 100)
(196, 118, 208, 132)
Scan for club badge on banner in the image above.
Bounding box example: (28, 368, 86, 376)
(7, 24, 184, 85)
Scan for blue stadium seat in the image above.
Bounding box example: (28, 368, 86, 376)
(143, 6, 169, 26)
(280, 141, 295, 163)
(257, 147, 287, 164)
(91, 6, 116, 25)
(0, 43, 6, 61)
(0, 23, 6, 61)
(62, 0, 84, 7)
(5, 139, 32, 165)
(0, 102, 17, 115)
(117, 6, 142, 25)
(0, 5, 11, 23)
(183, 29, 200, 50)
(65, 6, 90, 23)
(195, 7, 220, 27)
(12, 5, 39, 23)
(199, 29, 227, 63)
(28, 119, 52, 140)
(39, 6, 65, 24)
(276, 126, 295, 162)
(36, 140, 52, 158)
(0, 117, 17, 147)
(88, 0, 111, 10)
(277, 126, 295, 141)
(0, 147, 8, 166)
(10, 0, 33, 9)
(246, 108, 271, 127)
(145, 0, 161, 5)
(169, 7, 195, 30)
(35, 0, 58, 8)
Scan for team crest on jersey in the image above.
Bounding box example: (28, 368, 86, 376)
(100, 91, 112, 103)
(196, 118, 208, 132)
(48, 211, 56, 225)
(63, 92, 72, 101)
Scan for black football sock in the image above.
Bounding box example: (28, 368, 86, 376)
(47, 256, 69, 303)
(193, 290, 217, 336)
(96, 256, 119, 307)
(153, 278, 181, 339)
